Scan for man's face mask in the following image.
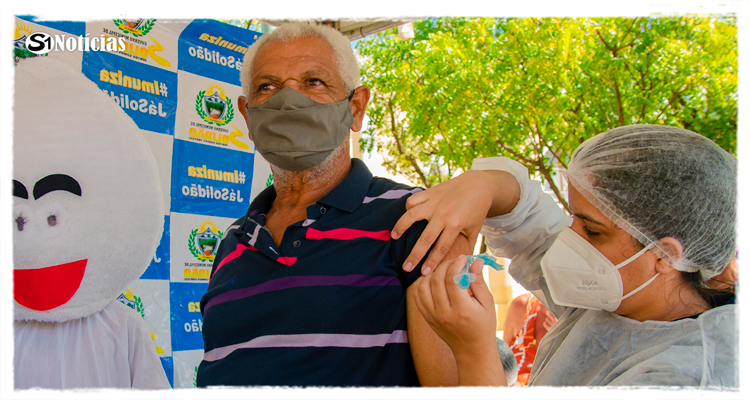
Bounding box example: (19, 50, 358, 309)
(245, 87, 354, 171)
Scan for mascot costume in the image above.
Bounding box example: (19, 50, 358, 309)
(13, 57, 171, 389)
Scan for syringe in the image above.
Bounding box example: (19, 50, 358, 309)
(453, 253, 504, 289)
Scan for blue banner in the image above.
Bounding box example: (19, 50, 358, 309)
(170, 282, 209, 352)
(178, 19, 261, 86)
(82, 50, 177, 135)
(160, 356, 174, 388)
(170, 140, 253, 218)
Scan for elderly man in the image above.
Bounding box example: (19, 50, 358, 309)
(197, 22, 467, 387)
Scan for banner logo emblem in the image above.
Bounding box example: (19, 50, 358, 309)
(113, 19, 156, 37)
(189, 220, 223, 262)
(14, 23, 45, 62)
(117, 288, 145, 318)
(195, 83, 234, 126)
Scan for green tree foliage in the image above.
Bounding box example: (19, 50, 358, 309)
(216, 19, 265, 31)
(358, 17, 737, 211)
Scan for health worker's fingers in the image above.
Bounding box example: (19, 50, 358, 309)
(467, 258, 484, 275)
(400, 222, 444, 273)
(428, 255, 462, 311)
(419, 227, 464, 275)
(413, 277, 437, 320)
(391, 191, 431, 241)
(411, 290, 434, 326)
(445, 258, 489, 309)
(405, 189, 430, 210)
(442, 256, 475, 303)
(467, 260, 495, 310)
(391, 205, 428, 241)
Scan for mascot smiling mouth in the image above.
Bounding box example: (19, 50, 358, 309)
(14, 259, 87, 311)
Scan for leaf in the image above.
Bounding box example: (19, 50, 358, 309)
(358, 16, 736, 205)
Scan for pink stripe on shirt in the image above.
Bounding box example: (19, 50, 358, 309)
(306, 227, 390, 241)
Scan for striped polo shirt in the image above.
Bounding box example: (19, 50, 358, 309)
(197, 159, 427, 387)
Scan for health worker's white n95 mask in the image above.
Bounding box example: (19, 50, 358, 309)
(540, 227, 658, 312)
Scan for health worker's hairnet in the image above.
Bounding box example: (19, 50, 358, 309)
(566, 125, 736, 278)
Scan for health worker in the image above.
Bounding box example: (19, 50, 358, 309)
(394, 124, 737, 387)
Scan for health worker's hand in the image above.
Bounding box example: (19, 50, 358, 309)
(410, 255, 505, 386)
(411, 256, 498, 359)
(393, 169, 520, 275)
(392, 170, 493, 274)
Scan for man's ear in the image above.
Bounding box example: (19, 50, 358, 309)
(349, 85, 371, 133)
(238, 95, 252, 142)
(654, 237, 684, 273)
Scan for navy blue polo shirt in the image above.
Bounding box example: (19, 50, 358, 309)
(197, 159, 428, 387)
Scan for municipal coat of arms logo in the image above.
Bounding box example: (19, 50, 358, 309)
(195, 83, 234, 126)
(189, 220, 223, 262)
(116, 288, 166, 355)
(13, 23, 45, 64)
(113, 18, 156, 37)
(117, 288, 145, 318)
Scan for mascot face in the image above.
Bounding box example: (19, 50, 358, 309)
(13, 58, 163, 322)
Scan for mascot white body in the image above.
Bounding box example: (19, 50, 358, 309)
(13, 57, 170, 389)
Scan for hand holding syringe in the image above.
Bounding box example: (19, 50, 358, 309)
(453, 252, 504, 289)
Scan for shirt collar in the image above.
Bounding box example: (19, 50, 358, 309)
(318, 158, 372, 213)
(246, 158, 372, 217)
(247, 183, 276, 218)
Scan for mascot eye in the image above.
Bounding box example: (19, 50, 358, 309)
(13, 205, 34, 234)
(36, 203, 68, 237)
(16, 216, 27, 231)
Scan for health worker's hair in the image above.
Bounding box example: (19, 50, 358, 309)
(566, 124, 736, 279)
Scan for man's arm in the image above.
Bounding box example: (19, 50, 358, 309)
(407, 235, 471, 386)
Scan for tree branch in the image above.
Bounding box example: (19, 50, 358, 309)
(387, 98, 430, 188)
(496, 140, 535, 166)
(596, 29, 617, 54)
(614, 79, 626, 126)
(522, 115, 543, 157)
(651, 85, 689, 123)
(538, 162, 571, 213)
(597, 18, 640, 58)
(544, 143, 569, 170)
(598, 102, 612, 126)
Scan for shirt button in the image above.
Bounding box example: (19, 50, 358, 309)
(293, 240, 301, 248)
(319, 207, 327, 215)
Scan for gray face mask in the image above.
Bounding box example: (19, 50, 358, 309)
(245, 87, 354, 171)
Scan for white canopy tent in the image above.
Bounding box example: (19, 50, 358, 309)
(259, 18, 419, 41)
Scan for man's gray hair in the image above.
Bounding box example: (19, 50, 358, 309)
(240, 22, 361, 101)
